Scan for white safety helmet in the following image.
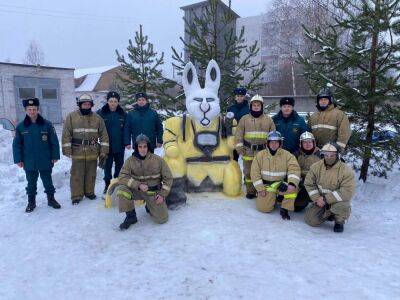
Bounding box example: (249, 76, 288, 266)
(321, 143, 339, 152)
(300, 131, 315, 142)
(250, 94, 263, 105)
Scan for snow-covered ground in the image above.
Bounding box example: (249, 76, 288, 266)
(0, 126, 399, 300)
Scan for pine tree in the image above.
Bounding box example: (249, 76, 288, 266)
(116, 25, 181, 117)
(298, 0, 400, 181)
(172, 0, 266, 111)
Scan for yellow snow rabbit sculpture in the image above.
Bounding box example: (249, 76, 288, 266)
(163, 60, 242, 207)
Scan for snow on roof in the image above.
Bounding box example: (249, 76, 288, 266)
(75, 73, 102, 92)
(74, 65, 118, 79)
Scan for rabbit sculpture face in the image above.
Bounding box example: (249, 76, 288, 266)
(182, 60, 221, 127)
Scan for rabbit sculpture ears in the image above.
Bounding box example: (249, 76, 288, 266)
(182, 60, 221, 127)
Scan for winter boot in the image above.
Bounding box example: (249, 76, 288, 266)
(103, 181, 110, 195)
(85, 194, 97, 200)
(145, 204, 151, 215)
(72, 198, 82, 205)
(280, 208, 291, 220)
(47, 194, 61, 209)
(119, 210, 138, 230)
(333, 223, 344, 233)
(246, 193, 256, 199)
(25, 195, 36, 213)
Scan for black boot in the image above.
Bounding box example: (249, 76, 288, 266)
(47, 194, 61, 209)
(119, 210, 138, 230)
(25, 195, 36, 213)
(280, 208, 291, 220)
(72, 198, 82, 205)
(333, 223, 344, 233)
(145, 205, 151, 215)
(85, 194, 97, 200)
(103, 181, 110, 195)
(246, 193, 256, 199)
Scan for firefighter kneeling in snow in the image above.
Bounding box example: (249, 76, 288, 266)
(115, 134, 173, 230)
(250, 131, 301, 220)
(293, 131, 322, 212)
(304, 143, 355, 233)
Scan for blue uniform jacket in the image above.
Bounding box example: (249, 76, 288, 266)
(13, 115, 60, 171)
(272, 110, 309, 153)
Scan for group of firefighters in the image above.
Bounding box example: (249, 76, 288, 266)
(12, 86, 356, 233)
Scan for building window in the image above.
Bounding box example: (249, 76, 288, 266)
(42, 88, 57, 99)
(19, 88, 35, 99)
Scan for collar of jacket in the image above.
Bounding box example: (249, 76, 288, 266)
(276, 110, 298, 121)
(324, 158, 341, 169)
(77, 109, 93, 117)
(134, 103, 150, 112)
(101, 103, 125, 115)
(265, 147, 283, 157)
(133, 151, 150, 160)
(236, 100, 248, 109)
(316, 103, 335, 112)
(24, 114, 45, 127)
(301, 147, 320, 157)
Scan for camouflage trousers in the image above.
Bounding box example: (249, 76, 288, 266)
(304, 202, 351, 226)
(115, 185, 168, 224)
(70, 159, 97, 200)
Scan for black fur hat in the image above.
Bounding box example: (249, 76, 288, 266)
(106, 91, 120, 101)
(279, 97, 295, 107)
(22, 98, 40, 107)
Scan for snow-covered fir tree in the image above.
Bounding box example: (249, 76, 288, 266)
(298, 0, 400, 181)
(116, 25, 179, 117)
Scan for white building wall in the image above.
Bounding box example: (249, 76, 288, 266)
(236, 14, 263, 86)
(0, 63, 74, 124)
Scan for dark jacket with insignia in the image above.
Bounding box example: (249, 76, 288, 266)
(97, 104, 126, 154)
(123, 103, 163, 150)
(227, 100, 250, 123)
(272, 111, 309, 154)
(13, 115, 60, 171)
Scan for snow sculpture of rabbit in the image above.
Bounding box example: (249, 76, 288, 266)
(163, 60, 242, 206)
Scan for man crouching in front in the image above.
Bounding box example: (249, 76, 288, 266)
(116, 134, 172, 230)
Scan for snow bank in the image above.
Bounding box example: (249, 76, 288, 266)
(0, 126, 14, 164)
(0, 127, 399, 299)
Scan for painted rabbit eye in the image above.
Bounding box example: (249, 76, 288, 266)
(206, 98, 215, 102)
(193, 98, 203, 102)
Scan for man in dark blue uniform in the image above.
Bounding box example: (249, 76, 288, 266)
(12, 98, 61, 212)
(97, 91, 127, 194)
(272, 97, 309, 154)
(124, 92, 163, 152)
(227, 87, 249, 161)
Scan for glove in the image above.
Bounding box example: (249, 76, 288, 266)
(236, 146, 246, 156)
(278, 182, 288, 193)
(98, 154, 107, 169)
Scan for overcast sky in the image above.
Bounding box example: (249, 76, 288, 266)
(0, 0, 270, 72)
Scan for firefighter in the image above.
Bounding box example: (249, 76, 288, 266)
(227, 87, 249, 161)
(97, 91, 126, 194)
(294, 131, 322, 212)
(250, 131, 301, 220)
(304, 142, 356, 232)
(272, 97, 308, 154)
(124, 92, 163, 152)
(115, 134, 173, 230)
(235, 94, 275, 198)
(62, 93, 109, 205)
(12, 98, 61, 212)
(308, 88, 351, 151)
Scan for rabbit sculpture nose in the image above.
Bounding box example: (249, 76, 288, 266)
(200, 98, 210, 113)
